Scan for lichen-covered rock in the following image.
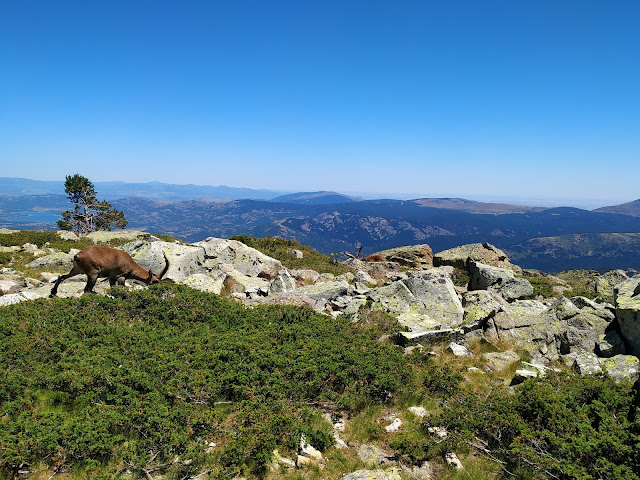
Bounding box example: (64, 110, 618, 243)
(462, 290, 503, 329)
(592, 270, 629, 303)
(600, 355, 640, 383)
(355, 270, 378, 290)
(25, 252, 74, 270)
(183, 273, 225, 294)
(356, 445, 394, 466)
(86, 230, 151, 244)
(434, 242, 514, 270)
(368, 268, 463, 332)
(343, 468, 401, 480)
(573, 353, 603, 375)
(56, 230, 79, 240)
(597, 330, 626, 357)
(195, 237, 282, 279)
(269, 269, 296, 294)
(122, 240, 205, 283)
(614, 277, 640, 356)
(403, 269, 464, 327)
(470, 261, 533, 301)
(571, 296, 615, 321)
(291, 269, 320, 285)
(373, 244, 433, 269)
(486, 300, 559, 362)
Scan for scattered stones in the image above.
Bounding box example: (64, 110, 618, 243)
(427, 426, 448, 440)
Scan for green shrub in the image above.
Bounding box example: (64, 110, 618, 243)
(0, 283, 407, 477)
(427, 372, 640, 480)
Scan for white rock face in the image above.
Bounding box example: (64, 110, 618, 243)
(195, 237, 282, 279)
(384, 418, 403, 432)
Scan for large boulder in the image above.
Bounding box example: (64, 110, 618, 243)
(462, 290, 504, 329)
(434, 242, 515, 270)
(368, 268, 463, 332)
(614, 277, 640, 356)
(593, 270, 629, 303)
(121, 240, 205, 283)
(268, 280, 350, 314)
(25, 252, 74, 271)
(372, 244, 433, 269)
(85, 230, 151, 244)
(195, 237, 282, 279)
(469, 261, 533, 301)
(485, 300, 560, 362)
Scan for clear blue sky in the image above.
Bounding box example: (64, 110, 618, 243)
(1, 0, 639, 206)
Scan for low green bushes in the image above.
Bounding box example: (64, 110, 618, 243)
(0, 283, 406, 477)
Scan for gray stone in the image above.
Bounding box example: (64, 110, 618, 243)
(552, 296, 581, 320)
(357, 445, 393, 466)
(434, 242, 514, 270)
(25, 252, 74, 270)
(384, 418, 403, 432)
(600, 355, 640, 383)
(512, 369, 539, 384)
(470, 261, 533, 301)
(614, 277, 640, 356)
(487, 301, 559, 362)
(195, 237, 282, 279)
(401, 462, 432, 480)
(183, 273, 225, 294)
(291, 269, 320, 285)
(462, 290, 503, 329)
(398, 328, 463, 346)
(597, 330, 626, 357)
(445, 452, 463, 470)
(373, 244, 434, 269)
(122, 240, 205, 283)
(403, 269, 464, 328)
(0, 278, 21, 294)
(482, 351, 520, 371)
(571, 296, 615, 321)
(56, 230, 79, 241)
(573, 353, 603, 375)
(447, 342, 471, 356)
(86, 230, 151, 244)
(269, 270, 296, 294)
(557, 310, 610, 355)
(408, 406, 428, 418)
(343, 468, 401, 480)
(593, 270, 629, 303)
(355, 270, 378, 289)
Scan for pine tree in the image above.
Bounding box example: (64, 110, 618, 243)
(58, 174, 127, 233)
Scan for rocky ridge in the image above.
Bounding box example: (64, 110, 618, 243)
(2, 232, 639, 385)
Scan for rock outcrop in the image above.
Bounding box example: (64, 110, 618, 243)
(614, 277, 640, 356)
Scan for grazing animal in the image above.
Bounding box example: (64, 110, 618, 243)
(50, 245, 170, 296)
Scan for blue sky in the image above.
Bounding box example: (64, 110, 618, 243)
(1, 1, 639, 207)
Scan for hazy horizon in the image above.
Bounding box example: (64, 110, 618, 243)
(1, 1, 639, 203)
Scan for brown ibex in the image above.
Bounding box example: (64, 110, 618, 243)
(50, 245, 170, 296)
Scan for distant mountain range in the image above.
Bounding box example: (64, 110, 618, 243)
(2, 177, 640, 272)
(0, 177, 280, 201)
